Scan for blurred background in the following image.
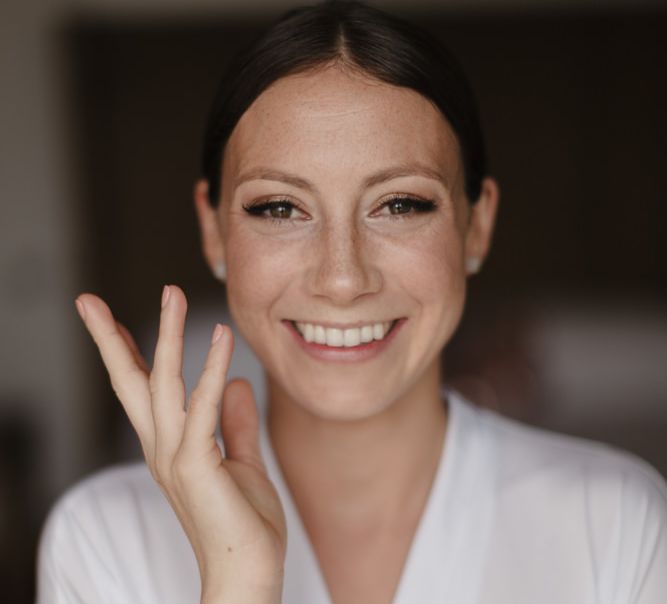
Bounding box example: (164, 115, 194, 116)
(1, 0, 666, 601)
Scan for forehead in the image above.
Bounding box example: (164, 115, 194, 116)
(223, 65, 462, 189)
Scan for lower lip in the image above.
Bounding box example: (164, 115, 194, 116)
(283, 319, 407, 363)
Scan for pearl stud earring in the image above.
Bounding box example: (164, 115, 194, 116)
(465, 257, 481, 275)
(214, 261, 226, 282)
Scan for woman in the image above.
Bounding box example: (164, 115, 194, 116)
(37, 2, 667, 603)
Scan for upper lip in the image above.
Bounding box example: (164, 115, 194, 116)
(285, 318, 401, 329)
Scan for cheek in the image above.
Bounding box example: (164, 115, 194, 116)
(390, 222, 467, 366)
(223, 226, 299, 327)
(389, 222, 465, 303)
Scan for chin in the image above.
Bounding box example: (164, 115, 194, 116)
(287, 382, 398, 423)
(301, 401, 389, 423)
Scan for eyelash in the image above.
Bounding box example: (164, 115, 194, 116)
(242, 200, 306, 225)
(242, 195, 437, 225)
(380, 196, 437, 218)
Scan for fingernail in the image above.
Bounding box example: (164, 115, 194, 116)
(75, 298, 86, 321)
(211, 323, 224, 344)
(161, 285, 171, 308)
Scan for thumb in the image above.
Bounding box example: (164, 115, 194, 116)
(221, 378, 266, 474)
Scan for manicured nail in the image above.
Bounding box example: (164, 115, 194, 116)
(75, 298, 86, 321)
(161, 285, 171, 308)
(211, 323, 224, 344)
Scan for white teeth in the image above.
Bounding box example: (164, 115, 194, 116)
(343, 328, 361, 347)
(325, 327, 344, 347)
(294, 320, 395, 348)
(314, 324, 326, 344)
(360, 325, 374, 343)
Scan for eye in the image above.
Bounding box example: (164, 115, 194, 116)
(242, 199, 307, 224)
(374, 195, 437, 218)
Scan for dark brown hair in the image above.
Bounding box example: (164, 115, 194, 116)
(202, 0, 487, 205)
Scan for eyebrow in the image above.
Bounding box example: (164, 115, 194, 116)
(363, 165, 449, 189)
(235, 169, 314, 191)
(234, 163, 450, 193)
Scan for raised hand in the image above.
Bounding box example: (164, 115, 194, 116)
(74, 285, 286, 604)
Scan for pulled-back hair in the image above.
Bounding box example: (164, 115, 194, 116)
(202, 0, 487, 205)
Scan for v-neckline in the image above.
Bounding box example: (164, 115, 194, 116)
(258, 389, 496, 604)
(391, 389, 496, 603)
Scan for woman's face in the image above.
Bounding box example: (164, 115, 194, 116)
(197, 64, 498, 421)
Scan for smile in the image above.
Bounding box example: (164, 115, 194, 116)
(283, 318, 406, 363)
(292, 320, 397, 347)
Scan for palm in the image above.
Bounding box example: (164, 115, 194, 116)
(224, 458, 287, 554)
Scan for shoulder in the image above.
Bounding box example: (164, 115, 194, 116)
(36, 462, 196, 604)
(57, 461, 156, 501)
(49, 461, 161, 515)
(463, 399, 667, 600)
(473, 401, 667, 507)
(38, 461, 167, 563)
(40, 461, 166, 545)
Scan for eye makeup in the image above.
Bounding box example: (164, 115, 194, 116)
(242, 195, 437, 224)
(241, 199, 308, 225)
(373, 195, 437, 218)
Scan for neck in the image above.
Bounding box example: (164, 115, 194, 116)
(266, 360, 448, 530)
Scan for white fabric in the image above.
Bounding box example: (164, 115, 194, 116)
(36, 390, 667, 603)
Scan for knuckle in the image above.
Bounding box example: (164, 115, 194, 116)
(201, 356, 218, 375)
(125, 364, 147, 380)
(148, 370, 158, 391)
(148, 378, 159, 399)
(187, 386, 207, 411)
(150, 466, 166, 488)
(101, 325, 121, 340)
(148, 369, 163, 390)
(147, 463, 161, 485)
(149, 371, 184, 396)
(139, 443, 154, 466)
(157, 330, 185, 347)
(190, 378, 221, 406)
(171, 450, 192, 486)
(153, 457, 174, 488)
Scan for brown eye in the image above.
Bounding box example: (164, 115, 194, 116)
(388, 198, 411, 215)
(243, 200, 300, 221)
(377, 196, 437, 217)
(268, 203, 292, 219)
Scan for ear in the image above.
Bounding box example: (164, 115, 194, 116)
(464, 176, 500, 275)
(193, 179, 225, 278)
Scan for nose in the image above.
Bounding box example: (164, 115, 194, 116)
(305, 220, 382, 304)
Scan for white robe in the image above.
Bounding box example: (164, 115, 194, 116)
(36, 390, 667, 603)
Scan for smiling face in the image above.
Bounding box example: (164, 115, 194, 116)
(196, 64, 498, 421)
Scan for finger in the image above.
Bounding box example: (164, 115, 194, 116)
(181, 323, 233, 454)
(150, 284, 187, 463)
(116, 320, 150, 374)
(76, 294, 154, 450)
(220, 378, 266, 475)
